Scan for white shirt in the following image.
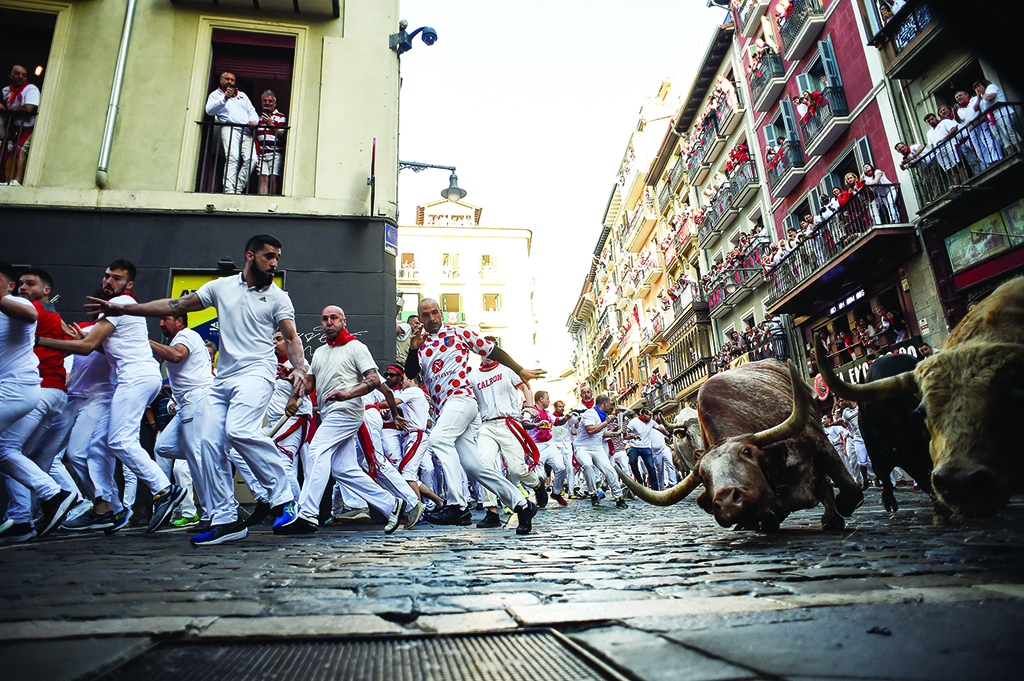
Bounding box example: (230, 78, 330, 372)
(195, 274, 295, 381)
(0, 295, 39, 384)
(958, 100, 981, 127)
(927, 119, 959, 148)
(842, 406, 862, 439)
(570, 401, 593, 446)
(551, 412, 571, 444)
(395, 386, 429, 431)
(575, 407, 608, 451)
(205, 88, 258, 126)
(979, 83, 1007, 113)
(309, 337, 377, 421)
(64, 325, 113, 397)
(649, 423, 668, 450)
(470, 363, 523, 420)
(416, 324, 495, 412)
(100, 295, 161, 382)
(364, 389, 385, 432)
(267, 358, 311, 423)
(626, 416, 656, 448)
(164, 327, 213, 398)
(2, 83, 40, 128)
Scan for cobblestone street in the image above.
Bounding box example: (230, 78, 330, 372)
(3, 489, 1023, 680)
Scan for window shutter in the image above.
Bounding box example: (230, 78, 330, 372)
(795, 73, 816, 95)
(764, 124, 779, 147)
(760, 16, 778, 50)
(855, 136, 874, 168)
(808, 192, 822, 215)
(818, 36, 843, 88)
(821, 173, 842, 194)
(779, 100, 799, 140)
(783, 214, 801, 233)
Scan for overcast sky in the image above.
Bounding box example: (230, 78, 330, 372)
(397, 0, 729, 377)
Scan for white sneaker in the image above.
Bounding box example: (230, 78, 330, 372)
(8, 179, 21, 187)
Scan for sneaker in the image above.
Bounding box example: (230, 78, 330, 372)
(476, 511, 501, 528)
(405, 501, 426, 528)
(148, 484, 187, 533)
(591, 493, 601, 507)
(185, 519, 212, 534)
(428, 505, 468, 525)
(384, 499, 406, 535)
(8, 179, 21, 187)
(0, 521, 34, 543)
(63, 509, 114, 531)
(534, 483, 548, 509)
(515, 501, 537, 535)
(243, 501, 271, 528)
(474, 502, 484, 511)
(171, 515, 199, 527)
(64, 499, 92, 523)
(0, 518, 12, 535)
(597, 490, 606, 501)
(615, 498, 628, 509)
(336, 507, 371, 522)
(271, 501, 299, 534)
(104, 508, 133, 535)
(551, 493, 568, 507)
(191, 519, 249, 546)
(275, 513, 318, 535)
(39, 490, 77, 538)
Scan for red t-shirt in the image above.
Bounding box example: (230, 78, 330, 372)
(33, 300, 69, 391)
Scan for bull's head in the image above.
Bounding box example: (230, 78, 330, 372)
(617, 362, 809, 528)
(813, 334, 1024, 517)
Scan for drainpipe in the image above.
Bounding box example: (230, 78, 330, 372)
(95, 0, 139, 189)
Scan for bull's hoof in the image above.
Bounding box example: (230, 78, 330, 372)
(882, 490, 899, 513)
(821, 512, 845, 533)
(835, 488, 864, 518)
(758, 513, 781, 533)
(932, 501, 954, 525)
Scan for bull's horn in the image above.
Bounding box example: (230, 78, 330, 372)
(813, 332, 918, 402)
(749, 361, 809, 448)
(615, 464, 701, 506)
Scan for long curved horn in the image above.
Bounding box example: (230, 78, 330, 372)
(615, 464, 701, 506)
(813, 331, 918, 402)
(749, 361, 809, 448)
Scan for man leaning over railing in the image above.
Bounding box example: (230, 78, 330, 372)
(205, 71, 258, 194)
(0, 64, 39, 187)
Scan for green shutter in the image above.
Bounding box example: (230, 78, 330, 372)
(818, 36, 843, 88)
(855, 136, 874, 168)
(780, 100, 799, 140)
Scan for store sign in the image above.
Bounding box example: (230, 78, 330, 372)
(829, 336, 924, 385)
(828, 288, 866, 316)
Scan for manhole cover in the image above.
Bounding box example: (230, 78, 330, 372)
(88, 630, 628, 681)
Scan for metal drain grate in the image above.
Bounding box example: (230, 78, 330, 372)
(89, 630, 629, 681)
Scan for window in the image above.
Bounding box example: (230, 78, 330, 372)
(441, 293, 461, 312)
(401, 252, 416, 268)
(195, 29, 295, 195)
(481, 254, 497, 271)
(482, 293, 502, 311)
(821, 139, 873, 195)
(442, 253, 460, 278)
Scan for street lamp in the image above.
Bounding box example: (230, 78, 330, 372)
(399, 161, 467, 202)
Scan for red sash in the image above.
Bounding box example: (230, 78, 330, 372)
(398, 430, 425, 472)
(273, 415, 311, 459)
(356, 423, 379, 480)
(505, 417, 540, 467)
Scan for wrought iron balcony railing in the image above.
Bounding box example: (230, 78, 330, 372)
(800, 87, 850, 150)
(777, 0, 824, 56)
(748, 50, 786, 107)
(0, 108, 38, 184)
(765, 139, 805, 193)
(728, 159, 758, 202)
(195, 120, 290, 195)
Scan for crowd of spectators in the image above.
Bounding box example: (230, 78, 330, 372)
(815, 305, 909, 368)
(712, 315, 787, 373)
(700, 223, 772, 308)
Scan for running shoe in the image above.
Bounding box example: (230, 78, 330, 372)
(0, 521, 34, 543)
(615, 498, 628, 509)
(515, 501, 537, 535)
(191, 519, 249, 546)
(38, 490, 76, 538)
(476, 511, 501, 528)
(171, 515, 199, 527)
(271, 501, 299, 534)
(275, 513, 318, 535)
(534, 483, 548, 509)
(384, 499, 406, 535)
(551, 493, 568, 507)
(104, 508, 134, 535)
(63, 509, 114, 532)
(243, 501, 271, 528)
(427, 505, 468, 525)
(405, 502, 426, 528)
(591, 493, 600, 507)
(148, 484, 187, 533)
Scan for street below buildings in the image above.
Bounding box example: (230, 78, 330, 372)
(2, 488, 1023, 680)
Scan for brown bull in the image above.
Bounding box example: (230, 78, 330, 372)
(618, 361, 863, 532)
(815, 277, 1024, 517)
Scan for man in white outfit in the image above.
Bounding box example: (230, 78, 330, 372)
(84, 237, 306, 545)
(205, 71, 258, 194)
(568, 386, 597, 496)
(525, 391, 569, 507)
(265, 330, 312, 502)
(550, 399, 574, 497)
(376, 368, 443, 509)
(405, 298, 543, 534)
(650, 411, 677, 489)
(575, 394, 628, 509)
(38, 259, 186, 535)
(0, 263, 76, 542)
(283, 305, 407, 535)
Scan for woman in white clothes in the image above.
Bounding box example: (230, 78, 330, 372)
(861, 163, 897, 224)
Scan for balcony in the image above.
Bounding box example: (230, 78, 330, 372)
(0, 108, 38, 185)
(686, 148, 707, 187)
(696, 206, 719, 250)
(669, 156, 687, 195)
(732, 334, 790, 366)
(766, 139, 807, 197)
(718, 86, 746, 137)
(707, 186, 736, 245)
(778, 0, 826, 62)
(870, 1, 944, 80)
(764, 184, 915, 313)
(640, 325, 658, 353)
(695, 115, 728, 169)
(440, 269, 463, 284)
(667, 282, 709, 336)
(728, 159, 759, 210)
(396, 268, 421, 285)
(646, 379, 678, 410)
(908, 104, 1024, 217)
(736, 0, 771, 39)
(800, 87, 851, 157)
(444, 311, 466, 324)
(195, 121, 289, 195)
(479, 269, 504, 285)
(478, 310, 506, 328)
(749, 50, 787, 113)
(658, 180, 674, 215)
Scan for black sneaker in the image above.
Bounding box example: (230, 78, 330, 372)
(515, 501, 537, 535)
(384, 499, 406, 535)
(474, 502, 484, 511)
(534, 483, 548, 509)
(591, 493, 601, 507)
(615, 498, 628, 509)
(0, 521, 35, 543)
(459, 507, 473, 525)
(476, 511, 501, 528)
(62, 509, 114, 532)
(191, 519, 249, 546)
(275, 513, 318, 535)
(185, 519, 213, 535)
(38, 490, 76, 538)
(428, 505, 468, 525)
(148, 484, 187, 534)
(243, 500, 272, 528)
(104, 508, 133, 535)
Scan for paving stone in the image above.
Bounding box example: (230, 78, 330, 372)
(0, 617, 216, 640)
(765, 585, 1016, 609)
(414, 610, 519, 634)
(509, 596, 790, 626)
(199, 615, 402, 637)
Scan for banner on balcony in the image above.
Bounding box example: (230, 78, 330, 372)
(827, 336, 924, 386)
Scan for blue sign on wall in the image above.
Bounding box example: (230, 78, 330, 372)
(384, 225, 398, 256)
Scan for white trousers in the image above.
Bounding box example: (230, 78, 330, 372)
(655, 445, 677, 488)
(220, 126, 253, 193)
(381, 428, 403, 465)
(477, 419, 540, 508)
(201, 373, 291, 525)
(0, 383, 62, 510)
(3, 387, 68, 523)
(359, 420, 419, 507)
(575, 445, 623, 500)
(154, 417, 198, 518)
(556, 441, 575, 491)
(33, 393, 90, 498)
(106, 372, 168, 493)
(537, 439, 567, 495)
(428, 396, 526, 510)
(266, 413, 309, 501)
(298, 411, 396, 518)
(398, 430, 427, 482)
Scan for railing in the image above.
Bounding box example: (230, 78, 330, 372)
(677, 357, 713, 393)
(658, 181, 673, 213)
(748, 50, 785, 106)
(737, 333, 790, 364)
(1, 109, 38, 185)
(777, 0, 824, 55)
(479, 269, 503, 284)
(685, 149, 703, 181)
(600, 331, 613, 355)
(890, 2, 935, 56)
(908, 104, 1024, 209)
(729, 159, 758, 202)
(738, 0, 763, 34)
(764, 183, 908, 307)
(696, 208, 715, 246)
(670, 157, 687, 194)
(195, 120, 289, 195)
(397, 268, 420, 281)
(800, 87, 850, 149)
(441, 269, 462, 281)
(765, 139, 805, 192)
(707, 185, 734, 232)
(694, 115, 721, 165)
(671, 282, 706, 320)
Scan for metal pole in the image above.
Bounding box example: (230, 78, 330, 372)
(95, 0, 139, 189)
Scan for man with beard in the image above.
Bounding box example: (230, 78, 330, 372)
(84, 236, 306, 545)
(567, 385, 596, 496)
(549, 399, 574, 498)
(37, 260, 185, 534)
(404, 298, 543, 535)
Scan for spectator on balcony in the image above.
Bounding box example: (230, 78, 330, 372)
(955, 90, 1001, 171)
(862, 163, 898, 224)
(924, 111, 962, 183)
(256, 90, 287, 196)
(894, 141, 927, 169)
(885, 309, 908, 342)
(974, 79, 1022, 154)
(878, 0, 907, 23)
(205, 72, 259, 194)
(0, 65, 40, 187)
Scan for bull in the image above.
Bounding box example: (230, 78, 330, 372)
(666, 406, 702, 474)
(617, 360, 863, 532)
(814, 277, 1024, 517)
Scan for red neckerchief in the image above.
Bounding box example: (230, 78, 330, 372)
(480, 360, 500, 372)
(640, 415, 651, 423)
(325, 329, 357, 347)
(582, 398, 595, 409)
(7, 83, 27, 108)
